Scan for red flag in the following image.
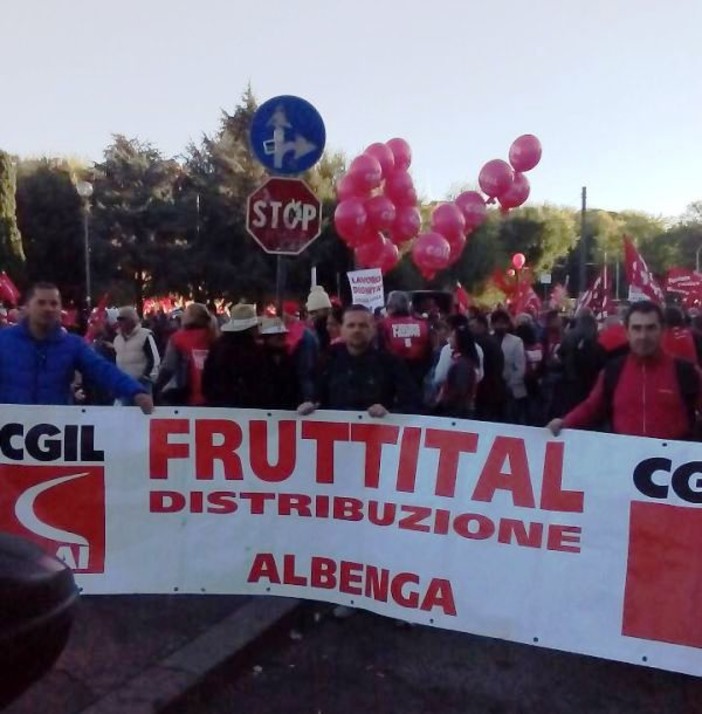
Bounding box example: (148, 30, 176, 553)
(84, 293, 109, 343)
(577, 266, 613, 318)
(0, 272, 20, 306)
(454, 282, 470, 313)
(665, 268, 702, 298)
(623, 237, 664, 303)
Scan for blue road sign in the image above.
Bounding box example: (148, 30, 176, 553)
(250, 95, 326, 175)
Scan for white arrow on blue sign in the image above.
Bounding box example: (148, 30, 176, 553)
(249, 95, 326, 175)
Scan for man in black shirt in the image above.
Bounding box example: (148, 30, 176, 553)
(297, 304, 419, 417)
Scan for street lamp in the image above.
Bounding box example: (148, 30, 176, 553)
(76, 181, 93, 310)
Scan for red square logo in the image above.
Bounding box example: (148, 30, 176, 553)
(623, 501, 702, 649)
(0, 464, 105, 573)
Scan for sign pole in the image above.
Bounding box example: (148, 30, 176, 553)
(276, 255, 286, 317)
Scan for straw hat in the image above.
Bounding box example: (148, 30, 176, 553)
(221, 304, 259, 332)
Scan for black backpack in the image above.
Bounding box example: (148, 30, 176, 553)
(602, 354, 700, 436)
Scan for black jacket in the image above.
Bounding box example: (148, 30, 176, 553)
(317, 344, 420, 413)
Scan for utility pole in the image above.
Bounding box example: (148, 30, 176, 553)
(579, 187, 587, 296)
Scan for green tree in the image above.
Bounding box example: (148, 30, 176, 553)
(90, 135, 186, 312)
(0, 151, 26, 280)
(15, 158, 85, 303)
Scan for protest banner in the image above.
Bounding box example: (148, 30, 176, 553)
(347, 268, 384, 312)
(0, 406, 700, 676)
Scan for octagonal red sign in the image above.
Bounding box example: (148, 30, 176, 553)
(246, 177, 322, 255)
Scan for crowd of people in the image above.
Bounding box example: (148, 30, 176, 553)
(3, 280, 702, 443)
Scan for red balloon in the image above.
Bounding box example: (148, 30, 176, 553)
(384, 170, 417, 207)
(348, 154, 383, 192)
(386, 138, 412, 172)
(412, 232, 451, 280)
(365, 195, 397, 232)
(334, 199, 367, 242)
(478, 159, 514, 201)
(364, 143, 395, 178)
(430, 203, 466, 241)
(378, 239, 400, 274)
(509, 134, 542, 173)
(390, 205, 421, 244)
(447, 232, 467, 265)
(455, 191, 487, 231)
(354, 231, 386, 268)
(512, 252, 526, 270)
(499, 172, 531, 210)
(336, 173, 367, 202)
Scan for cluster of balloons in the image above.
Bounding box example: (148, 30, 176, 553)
(333, 133, 542, 282)
(333, 138, 420, 275)
(478, 134, 542, 212)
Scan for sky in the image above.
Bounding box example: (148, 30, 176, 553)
(2, 0, 701, 217)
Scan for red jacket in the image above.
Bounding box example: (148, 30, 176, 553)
(563, 350, 698, 440)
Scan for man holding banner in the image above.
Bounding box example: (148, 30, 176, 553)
(548, 301, 699, 440)
(297, 304, 419, 417)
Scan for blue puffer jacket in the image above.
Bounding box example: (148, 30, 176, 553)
(0, 321, 145, 405)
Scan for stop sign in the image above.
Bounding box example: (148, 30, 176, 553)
(246, 177, 322, 255)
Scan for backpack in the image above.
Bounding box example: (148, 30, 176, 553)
(603, 354, 700, 436)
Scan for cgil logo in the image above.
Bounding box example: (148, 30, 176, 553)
(0, 464, 105, 572)
(633, 458, 702, 504)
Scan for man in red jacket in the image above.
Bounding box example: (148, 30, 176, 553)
(548, 301, 700, 440)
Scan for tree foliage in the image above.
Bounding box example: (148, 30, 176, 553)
(0, 151, 26, 279)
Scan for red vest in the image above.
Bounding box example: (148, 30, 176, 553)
(171, 327, 213, 406)
(379, 316, 430, 362)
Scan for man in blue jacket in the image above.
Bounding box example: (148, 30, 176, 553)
(0, 282, 153, 413)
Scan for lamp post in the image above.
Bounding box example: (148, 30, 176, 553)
(76, 181, 93, 310)
(696, 244, 702, 274)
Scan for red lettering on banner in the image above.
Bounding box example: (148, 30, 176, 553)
(398, 505, 432, 532)
(247, 553, 281, 584)
(301, 421, 350, 484)
(278, 493, 312, 517)
(433, 509, 451, 535)
(207, 492, 238, 514)
(248, 554, 457, 615)
(421, 579, 457, 615)
(540, 442, 584, 513)
(365, 566, 389, 601)
(350, 423, 400, 489)
(472, 437, 535, 507)
(150, 419, 189, 479)
(424, 429, 479, 497)
(368, 500, 397, 526)
(396, 426, 422, 492)
(283, 554, 307, 585)
(195, 419, 243, 480)
(546, 524, 582, 553)
(332, 497, 364, 521)
(310, 557, 337, 588)
(453, 513, 496, 540)
(250, 420, 296, 482)
(391, 572, 420, 608)
(149, 490, 185, 513)
(239, 492, 276, 514)
(497, 518, 544, 548)
(339, 561, 364, 595)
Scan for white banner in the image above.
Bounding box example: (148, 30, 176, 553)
(1, 406, 701, 676)
(347, 268, 384, 312)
